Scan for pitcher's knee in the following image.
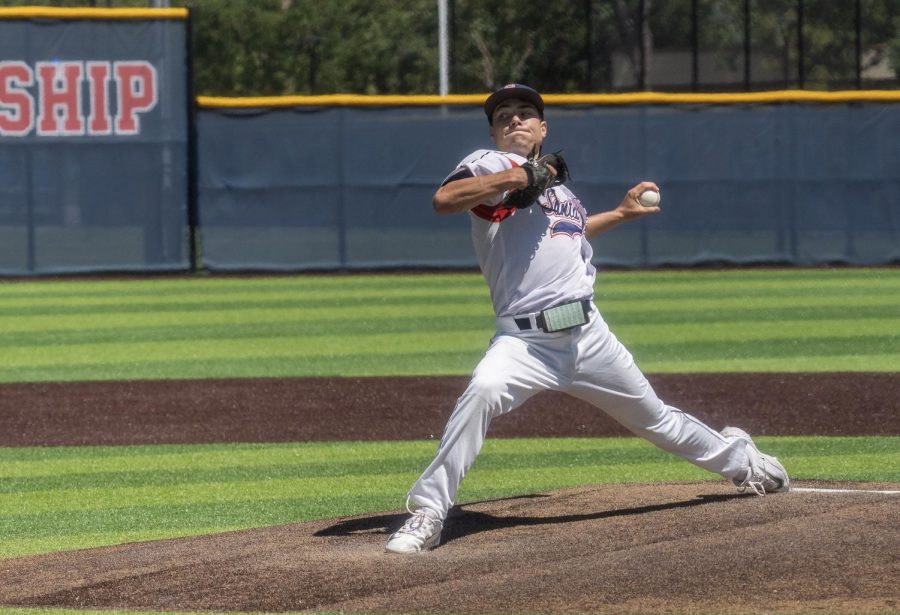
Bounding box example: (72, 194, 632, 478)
(644, 417, 685, 446)
(463, 372, 513, 413)
(620, 400, 686, 444)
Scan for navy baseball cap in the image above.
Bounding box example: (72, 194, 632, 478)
(484, 83, 545, 124)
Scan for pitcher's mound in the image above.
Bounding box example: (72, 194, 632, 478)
(1, 481, 897, 614)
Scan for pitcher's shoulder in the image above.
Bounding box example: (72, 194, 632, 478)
(457, 149, 525, 174)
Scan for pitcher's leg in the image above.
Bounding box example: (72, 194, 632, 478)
(408, 334, 559, 518)
(569, 319, 749, 481)
(407, 389, 494, 518)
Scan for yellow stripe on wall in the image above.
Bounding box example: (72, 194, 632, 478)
(198, 89, 900, 109)
(0, 7, 187, 20)
(548, 90, 900, 105)
(196, 94, 486, 109)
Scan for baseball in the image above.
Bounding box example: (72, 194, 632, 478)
(638, 190, 660, 207)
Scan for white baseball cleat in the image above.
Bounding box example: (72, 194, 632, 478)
(722, 426, 790, 495)
(385, 507, 443, 554)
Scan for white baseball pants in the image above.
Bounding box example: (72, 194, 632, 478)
(408, 306, 752, 519)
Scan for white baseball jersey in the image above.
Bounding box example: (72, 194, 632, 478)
(445, 149, 596, 317)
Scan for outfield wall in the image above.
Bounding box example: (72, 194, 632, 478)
(198, 99, 900, 270)
(0, 8, 191, 275)
(1, 8, 898, 274)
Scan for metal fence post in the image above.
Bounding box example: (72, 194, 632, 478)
(854, 0, 862, 89)
(185, 5, 200, 271)
(691, 0, 699, 91)
(797, 0, 805, 88)
(744, 0, 752, 90)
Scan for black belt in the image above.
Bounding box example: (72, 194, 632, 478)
(513, 299, 592, 333)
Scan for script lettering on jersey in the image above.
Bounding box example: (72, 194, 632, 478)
(0, 60, 158, 137)
(542, 189, 586, 238)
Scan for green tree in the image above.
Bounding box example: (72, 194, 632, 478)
(189, 0, 439, 96)
(2, 0, 896, 94)
(449, 1, 589, 92)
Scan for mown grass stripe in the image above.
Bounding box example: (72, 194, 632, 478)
(0, 437, 671, 466)
(1, 275, 895, 310)
(0, 332, 490, 373)
(2, 463, 714, 543)
(0, 273, 488, 298)
(3, 349, 897, 384)
(0, 446, 709, 493)
(1, 315, 894, 353)
(764, 436, 900, 454)
(0, 494, 397, 542)
(6, 460, 722, 528)
(1, 331, 895, 373)
(0, 321, 481, 348)
(605, 305, 899, 325)
(2, 438, 895, 514)
(0, 271, 736, 290)
(614, 319, 896, 343)
(8, 437, 897, 495)
(0, 441, 436, 480)
(2, 313, 896, 354)
(2, 305, 894, 346)
(5, 317, 480, 347)
(0, 292, 894, 336)
(0, 527, 277, 562)
(0, 436, 895, 560)
(0, 309, 895, 350)
(0, 453, 432, 486)
(3, 461, 894, 541)
(625, 334, 900, 360)
(0, 460, 895, 544)
(0, 434, 882, 467)
(0, 463, 408, 494)
(1, 284, 896, 319)
(0, 295, 493, 319)
(0, 283, 492, 309)
(0, 310, 880, 349)
(0, 472, 420, 516)
(0, 304, 494, 334)
(598, 294, 900, 312)
(597, 279, 900, 295)
(0, 268, 894, 306)
(597, 269, 900, 287)
(0, 301, 494, 333)
(1, 266, 892, 294)
(644, 353, 900, 372)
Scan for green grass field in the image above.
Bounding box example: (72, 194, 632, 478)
(1, 268, 898, 382)
(0, 268, 898, 615)
(1, 436, 897, 562)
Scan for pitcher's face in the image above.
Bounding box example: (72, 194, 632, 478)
(489, 99, 547, 157)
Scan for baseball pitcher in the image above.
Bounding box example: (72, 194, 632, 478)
(386, 84, 789, 554)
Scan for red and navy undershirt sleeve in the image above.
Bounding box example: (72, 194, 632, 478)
(441, 167, 475, 187)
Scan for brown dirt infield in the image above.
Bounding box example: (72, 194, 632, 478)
(0, 373, 898, 613)
(2, 372, 898, 446)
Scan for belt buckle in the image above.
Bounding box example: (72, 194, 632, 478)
(539, 300, 589, 333)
